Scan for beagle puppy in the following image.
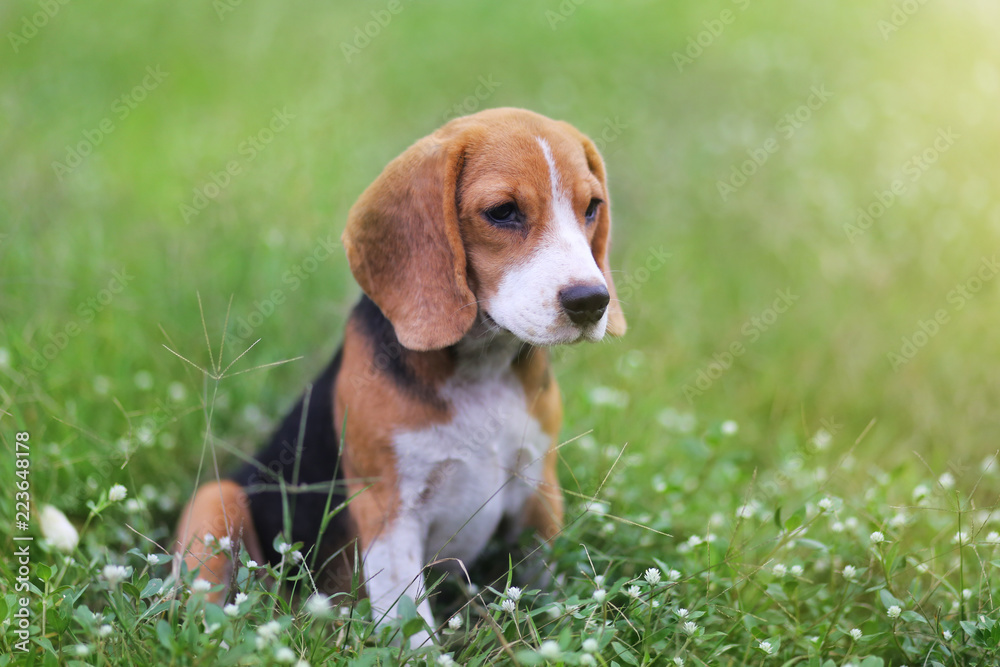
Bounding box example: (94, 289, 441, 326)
(174, 107, 626, 643)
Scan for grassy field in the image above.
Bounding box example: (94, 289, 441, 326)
(3, 0, 1000, 664)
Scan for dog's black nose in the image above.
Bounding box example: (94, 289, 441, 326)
(559, 284, 610, 325)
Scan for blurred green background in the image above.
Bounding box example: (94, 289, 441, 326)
(2, 0, 999, 523)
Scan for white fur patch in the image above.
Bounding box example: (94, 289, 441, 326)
(361, 362, 549, 641)
(486, 137, 608, 345)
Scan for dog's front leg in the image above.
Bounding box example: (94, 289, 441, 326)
(353, 493, 435, 647)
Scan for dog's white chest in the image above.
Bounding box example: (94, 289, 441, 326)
(391, 371, 548, 565)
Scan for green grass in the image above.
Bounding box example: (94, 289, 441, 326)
(3, 0, 1000, 664)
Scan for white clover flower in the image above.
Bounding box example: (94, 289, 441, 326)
(203, 533, 216, 545)
(870, 531, 886, 545)
(39, 505, 79, 552)
(224, 603, 240, 617)
(772, 563, 787, 577)
(275, 646, 296, 663)
(963, 588, 972, 600)
(842, 565, 857, 580)
(295, 661, 310, 667)
(790, 565, 803, 577)
(682, 621, 698, 635)
(889, 513, 907, 528)
(831, 521, 845, 533)
(644, 567, 662, 585)
(667, 569, 681, 581)
(987, 531, 1000, 545)
(849, 628, 862, 641)
(953, 531, 969, 545)
(438, 655, 455, 667)
(258, 620, 281, 640)
(939, 472, 956, 489)
(97, 624, 113, 638)
(168, 381, 187, 402)
(217, 536, 232, 551)
(247, 560, 259, 569)
(736, 504, 756, 519)
(845, 517, 859, 530)
(73, 645, 91, 657)
(501, 598, 517, 614)
(887, 605, 901, 619)
(758, 640, 774, 655)
(448, 615, 462, 631)
(191, 578, 212, 593)
(912, 484, 930, 500)
(102, 564, 130, 585)
(291, 550, 304, 563)
(580, 656, 596, 667)
(817, 497, 833, 512)
(305, 593, 331, 615)
(204, 620, 221, 634)
(943, 630, 953, 640)
(626, 585, 641, 599)
(276, 542, 291, 555)
(506, 586, 522, 602)
(675, 607, 689, 618)
(686, 534, 703, 548)
(812, 429, 832, 450)
(234, 592, 248, 604)
(721, 420, 739, 436)
(583, 638, 598, 653)
(593, 588, 607, 603)
(108, 484, 128, 502)
(594, 574, 605, 587)
(146, 554, 161, 565)
(673, 658, 685, 667)
(539, 640, 561, 660)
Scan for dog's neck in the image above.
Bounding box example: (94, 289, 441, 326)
(448, 311, 533, 380)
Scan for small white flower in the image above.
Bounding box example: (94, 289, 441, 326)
(644, 567, 662, 585)
(845, 517, 859, 530)
(939, 472, 955, 489)
(673, 658, 685, 666)
(842, 565, 857, 580)
(962, 588, 972, 600)
(626, 585, 641, 599)
(583, 638, 599, 653)
(539, 640, 561, 660)
(73, 645, 91, 657)
(721, 420, 739, 435)
(505, 586, 522, 602)
(953, 531, 969, 545)
(258, 620, 281, 639)
(305, 593, 331, 615)
(772, 563, 787, 577)
(235, 592, 249, 604)
(675, 607, 689, 618)
(683, 621, 698, 635)
(849, 628, 862, 641)
(981, 456, 997, 474)
(224, 603, 240, 616)
(274, 646, 296, 663)
(580, 656, 596, 667)
(987, 531, 1000, 545)
(912, 483, 931, 500)
(448, 615, 462, 631)
(593, 588, 607, 603)
(276, 542, 291, 555)
(667, 569, 681, 581)
(191, 578, 212, 593)
(818, 497, 833, 511)
(218, 536, 232, 550)
(168, 382, 187, 402)
(758, 640, 774, 655)
(736, 504, 756, 519)
(831, 521, 845, 533)
(146, 554, 161, 565)
(812, 429, 832, 450)
(203, 533, 215, 545)
(501, 598, 517, 614)
(594, 574, 605, 587)
(296, 661, 311, 667)
(97, 624, 113, 638)
(134, 370, 154, 390)
(887, 605, 901, 619)
(247, 560, 259, 569)
(39, 505, 79, 552)
(889, 513, 907, 528)
(943, 630, 953, 640)
(291, 550, 304, 563)
(870, 531, 886, 545)
(438, 656, 455, 667)
(102, 564, 130, 585)
(790, 565, 804, 577)
(108, 484, 128, 502)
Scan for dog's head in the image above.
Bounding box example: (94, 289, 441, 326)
(343, 108, 626, 351)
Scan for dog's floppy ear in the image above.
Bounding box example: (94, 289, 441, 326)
(578, 132, 627, 337)
(343, 134, 476, 351)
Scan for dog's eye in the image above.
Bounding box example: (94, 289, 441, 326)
(585, 198, 602, 223)
(484, 203, 520, 227)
